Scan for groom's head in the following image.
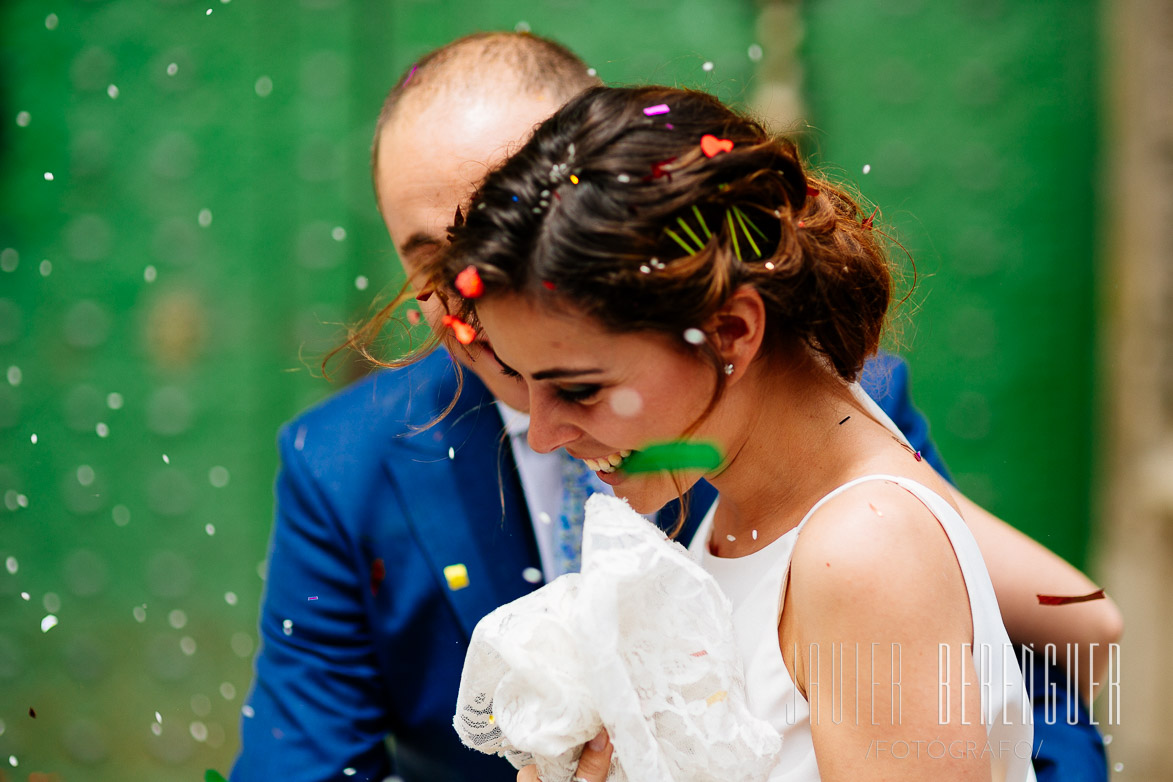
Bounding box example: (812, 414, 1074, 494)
(372, 32, 600, 410)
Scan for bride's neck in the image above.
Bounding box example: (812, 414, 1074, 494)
(705, 349, 877, 555)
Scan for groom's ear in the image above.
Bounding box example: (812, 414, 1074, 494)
(706, 285, 767, 381)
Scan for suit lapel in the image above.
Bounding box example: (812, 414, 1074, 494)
(384, 365, 538, 640)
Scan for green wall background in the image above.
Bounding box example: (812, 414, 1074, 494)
(0, 0, 1097, 779)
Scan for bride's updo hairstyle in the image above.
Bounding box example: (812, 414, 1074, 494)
(432, 85, 891, 386)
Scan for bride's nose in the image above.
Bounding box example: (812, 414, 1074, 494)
(525, 393, 580, 454)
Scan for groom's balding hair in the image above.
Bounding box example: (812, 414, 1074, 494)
(371, 32, 601, 174)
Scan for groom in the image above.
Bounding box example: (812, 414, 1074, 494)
(232, 32, 1107, 782)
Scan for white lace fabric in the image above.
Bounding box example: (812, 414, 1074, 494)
(454, 494, 781, 782)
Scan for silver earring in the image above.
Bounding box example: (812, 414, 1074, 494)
(723, 363, 735, 376)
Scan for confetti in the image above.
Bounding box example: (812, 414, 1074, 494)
(282, 619, 293, 636)
(862, 164, 871, 174)
(690, 649, 708, 657)
(27, 707, 34, 718)
(167, 63, 178, 76)
(726, 534, 736, 542)
(107, 84, 120, 99)
(39, 259, 52, 276)
(748, 44, 763, 62)
(448, 446, 455, 460)
(205, 523, 216, 535)
(541, 280, 556, 291)
(162, 454, 170, 464)
(20, 592, 29, 600)
(156, 711, 163, 724)
(608, 388, 643, 417)
(8, 755, 16, 767)
(617, 173, 631, 183)
(869, 503, 884, 518)
(406, 310, 421, 325)
(224, 592, 238, 605)
(700, 134, 733, 158)
(664, 123, 675, 129)
(241, 704, 255, 718)
(682, 328, 706, 345)
(144, 264, 158, 282)
(569, 173, 580, 185)
(332, 226, 347, 241)
(205, 771, 229, 782)
(806, 185, 820, 198)
(619, 441, 723, 474)
(538, 511, 552, 525)
(96, 422, 109, 437)
(441, 314, 476, 344)
(40, 614, 58, 633)
(354, 275, 369, 291)
(642, 103, 670, 116)
(45, 13, 58, 29)
(198, 208, 213, 227)
(444, 563, 470, 591)
(454, 265, 484, 298)
(648, 157, 677, 180)
(705, 690, 727, 705)
(702, 61, 714, 72)
(5, 557, 16, 574)
(1037, 589, 1106, 606)
(343, 770, 356, 778)
(838, 416, 851, 425)
(403, 64, 418, 86)
(369, 558, 386, 596)
(521, 567, 543, 584)
(752, 530, 758, 540)
(308, 595, 318, 601)
(913, 451, 922, 462)
(862, 208, 878, 230)
(43, 172, 54, 181)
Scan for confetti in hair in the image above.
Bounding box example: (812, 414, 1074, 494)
(700, 134, 734, 158)
(642, 103, 671, 116)
(403, 63, 418, 86)
(442, 314, 476, 345)
(1037, 589, 1106, 606)
(454, 265, 484, 298)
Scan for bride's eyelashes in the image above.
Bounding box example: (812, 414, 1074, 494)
(554, 384, 601, 404)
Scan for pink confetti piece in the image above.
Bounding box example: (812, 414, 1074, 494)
(643, 103, 670, 116)
(307, 596, 318, 601)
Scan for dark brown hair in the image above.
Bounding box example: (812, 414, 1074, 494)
(430, 85, 892, 385)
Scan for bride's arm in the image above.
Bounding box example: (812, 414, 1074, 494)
(786, 483, 990, 781)
(957, 491, 1123, 702)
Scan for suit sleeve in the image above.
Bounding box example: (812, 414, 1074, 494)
(860, 352, 952, 483)
(231, 424, 392, 782)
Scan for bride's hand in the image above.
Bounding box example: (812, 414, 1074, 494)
(516, 729, 612, 782)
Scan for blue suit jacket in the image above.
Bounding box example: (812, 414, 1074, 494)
(231, 350, 1102, 782)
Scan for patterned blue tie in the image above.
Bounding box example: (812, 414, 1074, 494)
(554, 449, 603, 576)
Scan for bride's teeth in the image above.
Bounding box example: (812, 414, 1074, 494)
(584, 458, 600, 471)
(619, 449, 632, 458)
(606, 452, 624, 467)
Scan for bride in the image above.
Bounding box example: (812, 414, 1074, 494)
(411, 84, 1034, 780)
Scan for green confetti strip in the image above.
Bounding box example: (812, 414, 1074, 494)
(206, 770, 229, 782)
(620, 441, 723, 474)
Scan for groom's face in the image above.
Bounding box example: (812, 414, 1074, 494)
(373, 88, 564, 413)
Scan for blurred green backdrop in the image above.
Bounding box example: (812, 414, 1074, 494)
(0, 0, 1096, 779)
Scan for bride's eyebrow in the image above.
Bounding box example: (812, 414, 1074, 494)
(531, 367, 605, 381)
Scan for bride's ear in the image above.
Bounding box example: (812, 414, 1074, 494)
(707, 285, 766, 382)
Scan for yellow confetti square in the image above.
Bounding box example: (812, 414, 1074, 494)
(444, 563, 470, 591)
(705, 690, 727, 706)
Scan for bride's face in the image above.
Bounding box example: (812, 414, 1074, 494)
(476, 292, 721, 513)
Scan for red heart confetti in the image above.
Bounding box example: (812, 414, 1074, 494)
(454, 265, 484, 298)
(541, 280, 556, 291)
(441, 314, 476, 345)
(862, 207, 878, 230)
(1037, 589, 1105, 606)
(700, 134, 734, 158)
